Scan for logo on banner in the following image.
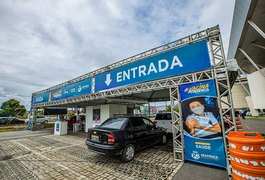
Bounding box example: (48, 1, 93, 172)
(201, 154, 218, 161)
(191, 151, 200, 160)
(184, 82, 209, 94)
(35, 96, 44, 103)
(52, 89, 62, 98)
(78, 85, 82, 92)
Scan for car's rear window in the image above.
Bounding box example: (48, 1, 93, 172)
(155, 114, 164, 120)
(155, 113, 171, 120)
(100, 118, 128, 129)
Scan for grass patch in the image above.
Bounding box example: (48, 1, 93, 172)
(246, 116, 265, 119)
(0, 125, 26, 132)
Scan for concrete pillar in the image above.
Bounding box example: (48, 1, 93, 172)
(247, 68, 265, 109)
(100, 104, 127, 120)
(86, 104, 128, 131)
(85, 106, 93, 132)
(231, 84, 249, 109)
(100, 104, 110, 122)
(110, 104, 127, 116)
(76, 109, 80, 122)
(245, 96, 259, 116)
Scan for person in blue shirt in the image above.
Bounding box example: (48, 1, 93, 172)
(185, 100, 221, 138)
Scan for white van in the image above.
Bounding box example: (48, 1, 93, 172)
(154, 113, 172, 133)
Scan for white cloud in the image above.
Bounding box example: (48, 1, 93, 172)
(0, 0, 235, 109)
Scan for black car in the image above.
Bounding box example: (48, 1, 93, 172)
(86, 116, 167, 162)
(0, 117, 25, 125)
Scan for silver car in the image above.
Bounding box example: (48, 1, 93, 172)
(26, 116, 50, 124)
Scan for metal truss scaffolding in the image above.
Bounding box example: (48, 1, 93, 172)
(169, 26, 236, 176)
(33, 26, 214, 103)
(32, 25, 236, 175)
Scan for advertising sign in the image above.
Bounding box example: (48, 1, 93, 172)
(32, 92, 50, 104)
(95, 40, 211, 92)
(50, 78, 92, 101)
(32, 78, 92, 104)
(179, 79, 226, 168)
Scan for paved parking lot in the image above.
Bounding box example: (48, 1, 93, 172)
(0, 130, 182, 180)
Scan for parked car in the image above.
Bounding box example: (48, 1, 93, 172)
(154, 113, 172, 133)
(36, 116, 50, 124)
(26, 116, 50, 124)
(86, 116, 167, 162)
(0, 117, 25, 125)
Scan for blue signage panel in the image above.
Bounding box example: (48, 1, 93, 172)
(32, 92, 50, 105)
(179, 79, 217, 100)
(32, 78, 92, 104)
(50, 78, 92, 101)
(95, 40, 211, 92)
(179, 79, 226, 168)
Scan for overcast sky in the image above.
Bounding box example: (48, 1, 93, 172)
(0, 0, 235, 109)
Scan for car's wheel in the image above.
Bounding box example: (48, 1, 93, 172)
(121, 144, 135, 162)
(161, 134, 167, 145)
(44, 120, 48, 124)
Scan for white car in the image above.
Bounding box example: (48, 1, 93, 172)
(26, 116, 50, 124)
(154, 113, 172, 133)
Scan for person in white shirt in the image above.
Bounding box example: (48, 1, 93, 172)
(185, 100, 221, 138)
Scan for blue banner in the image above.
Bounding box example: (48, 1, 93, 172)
(179, 79, 226, 168)
(184, 134, 226, 168)
(50, 78, 92, 101)
(32, 92, 50, 105)
(95, 40, 211, 92)
(179, 79, 217, 100)
(32, 78, 92, 104)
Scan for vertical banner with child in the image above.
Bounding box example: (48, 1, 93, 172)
(179, 79, 226, 168)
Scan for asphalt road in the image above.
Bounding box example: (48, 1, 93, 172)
(241, 117, 265, 135)
(174, 161, 228, 180)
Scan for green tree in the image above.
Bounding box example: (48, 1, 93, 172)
(166, 105, 179, 112)
(0, 99, 27, 117)
(166, 105, 171, 112)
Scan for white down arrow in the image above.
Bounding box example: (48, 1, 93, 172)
(105, 74, 112, 86)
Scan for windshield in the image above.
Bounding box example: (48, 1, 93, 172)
(155, 113, 171, 120)
(100, 118, 127, 129)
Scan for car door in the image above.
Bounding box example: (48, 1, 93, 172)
(142, 117, 160, 144)
(36, 116, 44, 123)
(131, 117, 149, 149)
(36, 116, 40, 123)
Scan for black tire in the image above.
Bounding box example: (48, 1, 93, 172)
(160, 134, 167, 145)
(121, 144, 135, 162)
(44, 120, 48, 124)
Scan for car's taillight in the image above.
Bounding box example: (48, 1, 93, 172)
(107, 134, 115, 145)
